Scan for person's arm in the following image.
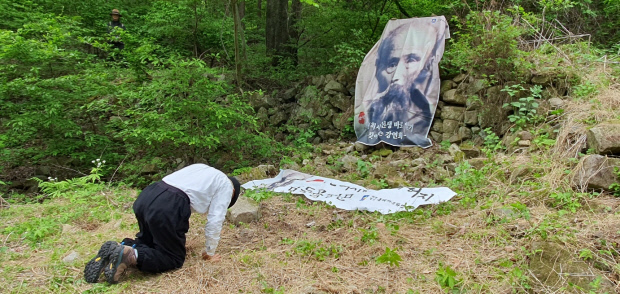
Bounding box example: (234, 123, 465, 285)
(203, 185, 233, 257)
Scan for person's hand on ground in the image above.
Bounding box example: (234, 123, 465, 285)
(201, 251, 221, 262)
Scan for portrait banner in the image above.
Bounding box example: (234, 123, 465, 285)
(242, 170, 457, 214)
(354, 17, 450, 148)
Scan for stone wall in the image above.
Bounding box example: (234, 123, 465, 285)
(250, 72, 357, 144)
(254, 71, 568, 145)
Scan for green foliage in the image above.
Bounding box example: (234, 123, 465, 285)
(435, 263, 461, 291)
(502, 84, 543, 131)
(572, 81, 599, 98)
(294, 240, 342, 261)
(445, 10, 528, 80)
(1, 165, 132, 246)
(376, 247, 402, 267)
(261, 283, 286, 294)
(579, 249, 594, 261)
(3, 215, 60, 244)
(231, 167, 252, 176)
(34, 159, 105, 200)
(245, 188, 275, 203)
(370, 178, 389, 189)
(609, 167, 620, 197)
(360, 227, 379, 244)
(140, 0, 234, 57)
(526, 213, 574, 240)
(448, 161, 489, 195)
(440, 140, 451, 151)
(328, 29, 373, 71)
(532, 133, 556, 150)
(343, 116, 355, 136)
(549, 191, 587, 213)
(508, 266, 531, 290)
(356, 160, 372, 178)
(480, 127, 503, 153)
(0, 0, 286, 184)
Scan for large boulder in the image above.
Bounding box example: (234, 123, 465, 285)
(430, 131, 442, 142)
(586, 121, 620, 155)
(529, 241, 615, 292)
(440, 80, 456, 95)
(465, 98, 482, 111)
(236, 165, 277, 184)
(324, 80, 348, 94)
(62, 251, 80, 264)
(354, 142, 371, 152)
(312, 75, 325, 87)
(226, 196, 261, 225)
(249, 92, 270, 110)
(573, 155, 620, 191)
(256, 107, 269, 128)
(339, 154, 359, 172)
(431, 119, 443, 132)
(270, 111, 289, 126)
(442, 89, 467, 105)
(452, 73, 467, 83)
(442, 119, 459, 134)
(466, 79, 487, 95)
(332, 111, 351, 130)
(478, 104, 507, 129)
(484, 85, 503, 100)
(140, 164, 158, 175)
(440, 106, 466, 121)
(464, 111, 478, 126)
(299, 86, 321, 108)
(317, 129, 339, 141)
(329, 93, 352, 111)
(530, 75, 552, 86)
(443, 127, 472, 143)
(548, 97, 564, 108)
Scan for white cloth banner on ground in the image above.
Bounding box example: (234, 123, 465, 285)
(354, 17, 450, 148)
(242, 170, 457, 214)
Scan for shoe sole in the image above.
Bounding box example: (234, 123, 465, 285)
(84, 241, 117, 283)
(104, 244, 126, 284)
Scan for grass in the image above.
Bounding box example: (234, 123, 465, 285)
(1, 69, 620, 293)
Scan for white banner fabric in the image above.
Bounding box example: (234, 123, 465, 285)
(242, 170, 457, 214)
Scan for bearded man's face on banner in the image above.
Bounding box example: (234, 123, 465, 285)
(374, 25, 438, 101)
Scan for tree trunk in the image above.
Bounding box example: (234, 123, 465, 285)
(239, 0, 246, 29)
(239, 1, 247, 62)
(232, 0, 242, 85)
(288, 0, 301, 66)
(257, 0, 262, 29)
(265, 0, 290, 66)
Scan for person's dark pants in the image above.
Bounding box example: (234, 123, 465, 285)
(122, 181, 191, 273)
(110, 41, 124, 50)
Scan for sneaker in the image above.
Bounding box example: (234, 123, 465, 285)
(83, 241, 118, 283)
(104, 244, 137, 284)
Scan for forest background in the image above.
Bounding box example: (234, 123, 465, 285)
(2, 1, 620, 293)
(1, 0, 619, 188)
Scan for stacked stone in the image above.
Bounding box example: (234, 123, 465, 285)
(574, 121, 620, 192)
(249, 72, 356, 144)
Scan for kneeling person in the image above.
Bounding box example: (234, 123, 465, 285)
(84, 163, 240, 283)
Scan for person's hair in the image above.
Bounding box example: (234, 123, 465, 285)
(228, 176, 241, 208)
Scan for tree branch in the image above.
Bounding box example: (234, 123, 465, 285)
(391, 0, 411, 18)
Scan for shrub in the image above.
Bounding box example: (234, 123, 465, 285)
(445, 10, 528, 80)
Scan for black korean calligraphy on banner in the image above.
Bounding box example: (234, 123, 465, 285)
(242, 170, 457, 215)
(354, 17, 450, 148)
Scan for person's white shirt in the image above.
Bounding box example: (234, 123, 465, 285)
(163, 164, 233, 256)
